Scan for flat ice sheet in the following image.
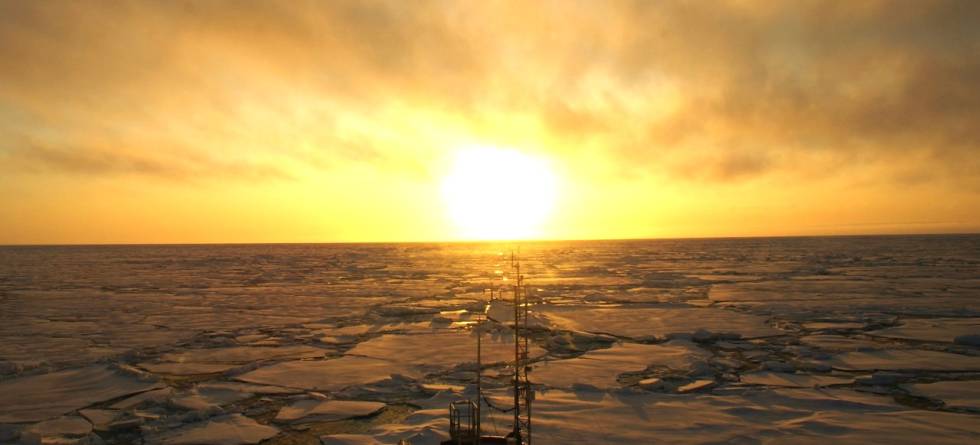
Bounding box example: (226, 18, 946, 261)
(194, 381, 303, 395)
(275, 399, 385, 423)
(0, 365, 162, 423)
(149, 413, 279, 445)
(802, 321, 866, 330)
(709, 280, 890, 303)
(539, 306, 781, 339)
(138, 345, 328, 376)
(532, 341, 709, 389)
(527, 389, 980, 445)
(138, 362, 240, 376)
(740, 371, 854, 388)
(158, 345, 327, 364)
(2, 237, 980, 443)
(869, 318, 980, 343)
(320, 434, 384, 445)
(236, 356, 414, 392)
(800, 335, 882, 351)
(830, 350, 980, 372)
(347, 330, 546, 371)
(904, 381, 980, 410)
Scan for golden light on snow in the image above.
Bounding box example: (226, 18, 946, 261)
(441, 146, 558, 240)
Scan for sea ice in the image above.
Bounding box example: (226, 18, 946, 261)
(904, 381, 980, 411)
(160, 345, 327, 364)
(740, 371, 854, 388)
(676, 379, 715, 393)
(868, 318, 979, 343)
(236, 356, 414, 392)
(170, 385, 256, 411)
(111, 387, 173, 410)
(761, 410, 980, 445)
(539, 306, 781, 339)
(138, 362, 241, 375)
(147, 413, 279, 445)
(194, 381, 303, 395)
(532, 341, 709, 389)
(368, 411, 449, 445)
(23, 415, 92, 438)
(830, 350, 980, 372)
(523, 387, 980, 444)
(0, 365, 162, 423)
(347, 330, 545, 372)
(802, 321, 867, 330)
(710, 279, 889, 300)
(800, 334, 883, 351)
(322, 321, 436, 337)
(79, 408, 121, 431)
(319, 434, 384, 445)
(138, 345, 327, 376)
(2, 238, 978, 444)
(275, 399, 385, 423)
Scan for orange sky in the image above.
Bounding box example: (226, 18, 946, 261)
(1, 0, 978, 244)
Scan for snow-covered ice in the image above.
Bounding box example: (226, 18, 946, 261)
(147, 414, 279, 445)
(1, 236, 978, 444)
(904, 381, 980, 411)
(830, 350, 980, 372)
(739, 371, 854, 388)
(869, 318, 980, 343)
(347, 330, 546, 372)
(0, 365, 161, 423)
(532, 341, 709, 390)
(539, 306, 782, 339)
(236, 356, 413, 392)
(137, 345, 327, 376)
(274, 399, 385, 423)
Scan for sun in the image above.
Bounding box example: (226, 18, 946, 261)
(441, 146, 558, 240)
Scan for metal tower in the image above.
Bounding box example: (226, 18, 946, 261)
(442, 252, 533, 445)
(511, 252, 532, 445)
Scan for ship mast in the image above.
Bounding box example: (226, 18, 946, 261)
(443, 252, 533, 445)
(511, 252, 532, 445)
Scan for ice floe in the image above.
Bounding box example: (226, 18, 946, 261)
(146, 413, 279, 445)
(236, 356, 412, 392)
(275, 399, 385, 423)
(0, 365, 162, 423)
(2, 238, 979, 443)
(830, 349, 980, 372)
(740, 371, 854, 388)
(320, 434, 384, 445)
(904, 381, 980, 411)
(138, 345, 327, 376)
(539, 306, 781, 339)
(347, 330, 546, 373)
(869, 318, 979, 343)
(532, 341, 710, 390)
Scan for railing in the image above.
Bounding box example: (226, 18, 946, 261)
(449, 399, 478, 445)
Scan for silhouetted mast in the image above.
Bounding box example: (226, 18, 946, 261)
(511, 251, 532, 445)
(443, 252, 532, 445)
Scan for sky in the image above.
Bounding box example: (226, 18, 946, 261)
(1, 0, 978, 244)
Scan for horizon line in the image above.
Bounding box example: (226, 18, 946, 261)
(1, 231, 977, 248)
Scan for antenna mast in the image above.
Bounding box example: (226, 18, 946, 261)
(511, 251, 532, 445)
(442, 252, 533, 445)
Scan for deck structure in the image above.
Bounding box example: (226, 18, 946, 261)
(441, 252, 533, 445)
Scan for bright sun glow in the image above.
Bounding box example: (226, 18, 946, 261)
(442, 146, 558, 240)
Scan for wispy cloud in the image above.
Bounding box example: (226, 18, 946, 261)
(0, 0, 977, 187)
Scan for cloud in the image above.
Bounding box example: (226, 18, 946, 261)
(3, 140, 292, 182)
(559, 0, 980, 183)
(0, 0, 977, 186)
